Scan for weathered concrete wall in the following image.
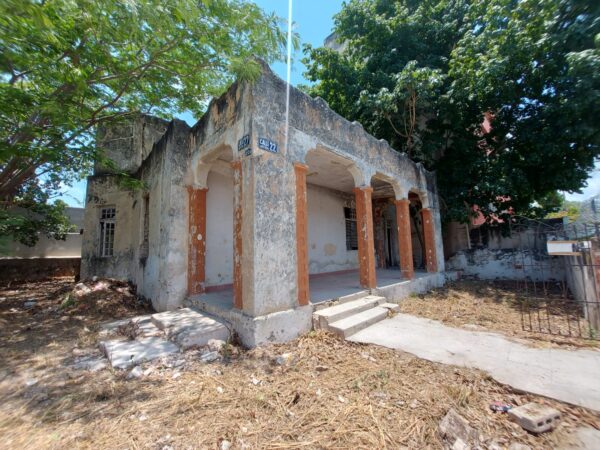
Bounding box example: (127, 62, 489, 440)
(206, 169, 234, 287)
(307, 184, 358, 274)
(95, 115, 169, 175)
(443, 221, 470, 259)
(80, 175, 139, 281)
(249, 62, 445, 276)
(447, 248, 565, 281)
(147, 120, 191, 311)
(564, 254, 596, 305)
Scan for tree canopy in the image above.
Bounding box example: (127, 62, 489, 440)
(303, 0, 600, 222)
(0, 0, 287, 244)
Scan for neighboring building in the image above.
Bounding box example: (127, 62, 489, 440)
(0, 207, 83, 258)
(0, 207, 83, 282)
(81, 62, 446, 346)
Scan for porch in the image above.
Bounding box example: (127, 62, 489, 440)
(188, 268, 438, 316)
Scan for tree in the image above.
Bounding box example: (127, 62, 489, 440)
(1, 0, 287, 244)
(303, 0, 599, 223)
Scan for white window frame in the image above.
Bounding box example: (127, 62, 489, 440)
(99, 207, 116, 257)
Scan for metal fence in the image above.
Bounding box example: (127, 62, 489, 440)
(508, 218, 600, 340)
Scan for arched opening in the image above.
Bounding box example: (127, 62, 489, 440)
(304, 148, 364, 302)
(409, 191, 426, 271)
(188, 145, 236, 310)
(205, 149, 234, 292)
(371, 176, 400, 271)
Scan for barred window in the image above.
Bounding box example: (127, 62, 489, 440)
(344, 207, 358, 251)
(100, 207, 116, 257)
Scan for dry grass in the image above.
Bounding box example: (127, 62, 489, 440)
(1, 279, 599, 449)
(400, 279, 600, 348)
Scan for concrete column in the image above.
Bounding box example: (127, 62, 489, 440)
(421, 208, 438, 273)
(294, 163, 310, 306)
(231, 161, 243, 309)
(395, 199, 414, 279)
(373, 200, 386, 269)
(354, 186, 377, 289)
(187, 187, 208, 295)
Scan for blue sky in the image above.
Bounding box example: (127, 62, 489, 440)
(57, 0, 598, 206)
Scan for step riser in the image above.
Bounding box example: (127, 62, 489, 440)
(317, 300, 379, 330)
(313, 295, 386, 330)
(329, 308, 388, 338)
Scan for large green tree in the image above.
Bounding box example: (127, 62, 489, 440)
(303, 0, 599, 222)
(0, 0, 286, 244)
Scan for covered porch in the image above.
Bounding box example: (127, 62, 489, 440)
(190, 268, 435, 314)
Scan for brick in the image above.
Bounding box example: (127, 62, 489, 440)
(508, 403, 561, 434)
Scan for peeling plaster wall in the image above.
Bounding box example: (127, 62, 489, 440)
(249, 62, 445, 276)
(80, 175, 139, 281)
(447, 248, 565, 281)
(95, 115, 169, 175)
(307, 184, 358, 274)
(151, 120, 191, 311)
(205, 170, 234, 287)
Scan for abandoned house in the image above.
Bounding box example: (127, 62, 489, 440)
(81, 62, 446, 346)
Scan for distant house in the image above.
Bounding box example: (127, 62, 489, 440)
(0, 207, 83, 282)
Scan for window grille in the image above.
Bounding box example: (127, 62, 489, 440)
(100, 207, 116, 257)
(344, 207, 358, 251)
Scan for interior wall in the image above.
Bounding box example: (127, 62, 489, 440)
(206, 170, 234, 287)
(307, 184, 358, 274)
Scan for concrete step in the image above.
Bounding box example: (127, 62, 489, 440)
(380, 302, 400, 313)
(328, 306, 389, 338)
(151, 308, 230, 350)
(313, 295, 386, 329)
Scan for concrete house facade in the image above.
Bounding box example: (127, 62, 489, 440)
(81, 63, 446, 346)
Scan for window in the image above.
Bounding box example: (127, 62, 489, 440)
(344, 207, 358, 251)
(99, 207, 116, 257)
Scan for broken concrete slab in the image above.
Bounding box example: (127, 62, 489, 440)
(99, 337, 179, 369)
(438, 408, 479, 449)
(508, 403, 561, 434)
(99, 314, 161, 338)
(151, 308, 229, 350)
(71, 356, 107, 372)
(379, 302, 400, 312)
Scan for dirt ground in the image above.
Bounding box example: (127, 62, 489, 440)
(400, 279, 600, 349)
(1, 279, 599, 449)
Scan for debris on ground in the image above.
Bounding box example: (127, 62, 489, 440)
(1, 279, 599, 449)
(438, 408, 480, 449)
(508, 402, 561, 434)
(490, 401, 513, 413)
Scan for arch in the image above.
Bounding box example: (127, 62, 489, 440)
(191, 144, 234, 188)
(303, 147, 369, 300)
(370, 174, 399, 271)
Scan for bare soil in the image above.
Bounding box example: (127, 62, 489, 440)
(1, 279, 598, 449)
(400, 279, 600, 349)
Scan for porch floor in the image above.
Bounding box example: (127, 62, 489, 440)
(194, 268, 429, 311)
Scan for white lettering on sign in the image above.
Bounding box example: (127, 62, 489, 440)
(258, 137, 278, 153)
(237, 134, 250, 151)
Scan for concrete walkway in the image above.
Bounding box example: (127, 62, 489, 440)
(349, 314, 600, 411)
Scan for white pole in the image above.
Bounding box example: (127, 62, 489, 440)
(285, 0, 293, 153)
